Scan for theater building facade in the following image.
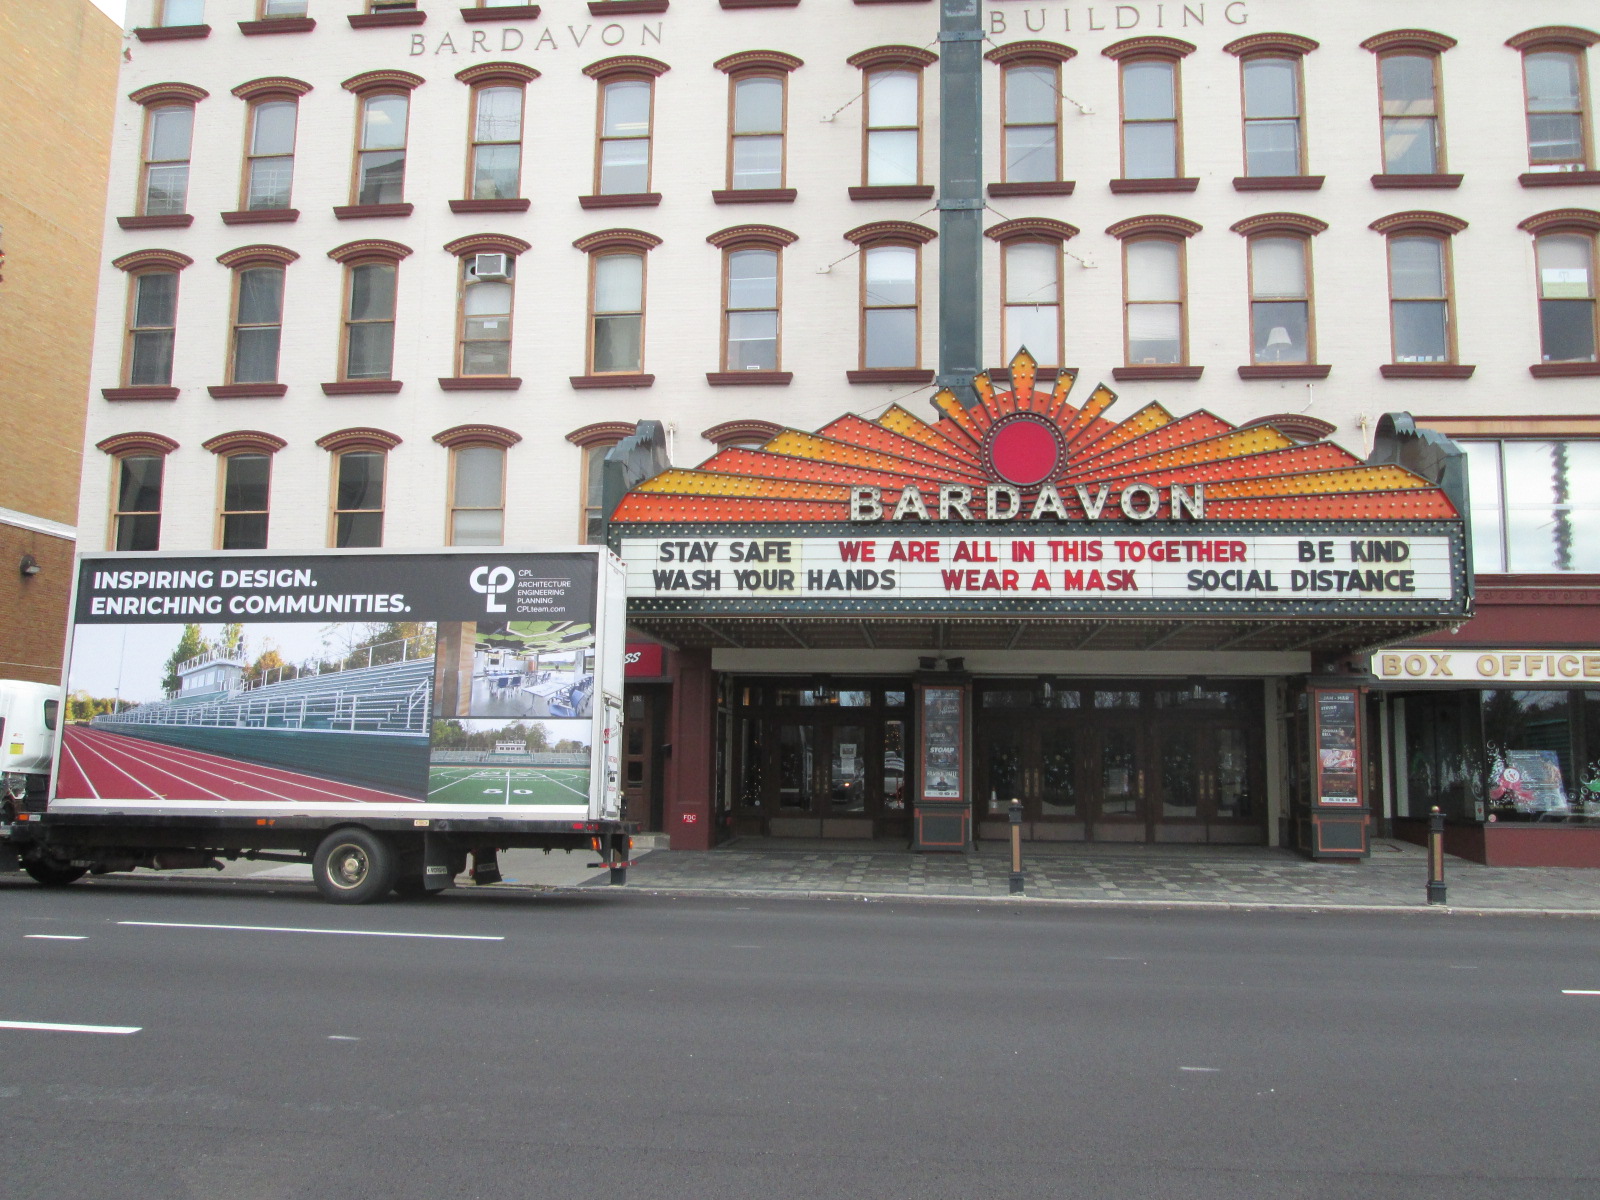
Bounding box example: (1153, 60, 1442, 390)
(77, 0, 1600, 862)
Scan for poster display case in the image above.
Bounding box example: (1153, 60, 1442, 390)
(1308, 685, 1370, 859)
(913, 680, 969, 850)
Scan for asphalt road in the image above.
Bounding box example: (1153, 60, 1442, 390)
(1, 876, 1597, 1200)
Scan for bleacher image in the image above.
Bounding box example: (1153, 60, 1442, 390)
(73, 653, 435, 799)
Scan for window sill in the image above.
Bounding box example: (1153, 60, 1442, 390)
(439, 376, 523, 390)
(846, 368, 935, 385)
(222, 208, 299, 224)
(348, 10, 426, 27)
(712, 188, 797, 204)
(102, 386, 179, 401)
(1111, 365, 1204, 381)
(589, 0, 668, 12)
(450, 197, 531, 212)
(1371, 173, 1463, 189)
(1233, 175, 1324, 191)
(1530, 361, 1600, 378)
(987, 180, 1075, 197)
(848, 185, 935, 201)
(1379, 363, 1475, 379)
(117, 214, 193, 230)
(1520, 170, 1600, 187)
(333, 203, 414, 219)
(1109, 177, 1199, 194)
(208, 383, 288, 398)
(721, 0, 799, 6)
(856, 0, 932, 4)
(133, 24, 210, 40)
(578, 192, 662, 209)
(570, 373, 655, 389)
(1237, 364, 1330, 380)
(239, 16, 316, 33)
(707, 370, 793, 386)
(322, 380, 403, 395)
(461, 4, 540, 19)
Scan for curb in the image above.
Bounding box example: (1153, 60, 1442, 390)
(45, 871, 1600, 918)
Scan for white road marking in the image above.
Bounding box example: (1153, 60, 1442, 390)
(1562, 989, 1600, 995)
(328, 1035, 361, 1041)
(24, 935, 86, 941)
(118, 921, 503, 942)
(1180, 1067, 1221, 1072)
(0, 1020, 139, 1035)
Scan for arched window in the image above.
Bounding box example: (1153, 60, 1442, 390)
(124, 83, 208, 227)
(203, 431, 285, 550)
(97, 433, 179, 552)
(443, 234, 531, 386)
(1361, 30, 1458, 185)
(1508, 28, 1599, 175)
(568, 422, 637, 544)
(107, 249, 193, 399)
(1106, 215, 1201, 379)
(325, 239, 412, 393)
(985, 41, 1076, 195)
(987, 219, 1077, 369)
(1103, 38, 1196, 190)
(230, 77, 310, 216)
(340, 70, 424, 215)
(1370, 210, 1472, 377)
(436, 426, 521, 547)
(582, 57, 670, 205)
(572, 229, 661, 385)
(847, 46, 937, 198)
(845, 222, 937, 382)
(455, 63, 539, 209)
(317, 428, 401, 547)
(715, 53, 802, 200)
(707, 225, 797, 382)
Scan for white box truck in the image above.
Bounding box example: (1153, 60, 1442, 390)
(1, 547, 632, 903)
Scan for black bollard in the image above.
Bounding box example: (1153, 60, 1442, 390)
(1426, 806, 1447, 905)
(1008, 798, 1025, 895)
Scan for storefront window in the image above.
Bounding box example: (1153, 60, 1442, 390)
(1484, 689, 1579, 822)
(1463, 440, 1600, 572)
(982, 689, 1036, 708)
(1399, 691, 1481, 822)
(1154, 687, 1240, 709)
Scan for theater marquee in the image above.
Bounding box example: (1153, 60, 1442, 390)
(610, 353, 1471, 623)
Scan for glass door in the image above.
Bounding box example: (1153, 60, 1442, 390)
(1088, 717, 1146, 840)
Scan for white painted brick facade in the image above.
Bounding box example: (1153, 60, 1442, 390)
(82, 0, 1600, 553)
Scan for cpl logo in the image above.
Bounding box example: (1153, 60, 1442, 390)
(469, 565, 515, 613)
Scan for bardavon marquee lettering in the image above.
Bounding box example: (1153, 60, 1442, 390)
(609, 352, 1468, 617)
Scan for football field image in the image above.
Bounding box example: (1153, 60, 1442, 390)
(426, 764, 592, 806)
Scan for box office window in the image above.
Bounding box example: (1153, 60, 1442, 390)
(1397, 688, 1600, 826)
(1463, 439, 1600, 572)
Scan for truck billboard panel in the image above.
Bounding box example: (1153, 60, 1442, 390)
(52, 548, 622, 822)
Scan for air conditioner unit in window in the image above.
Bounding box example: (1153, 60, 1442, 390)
(472, 252, 511, 281)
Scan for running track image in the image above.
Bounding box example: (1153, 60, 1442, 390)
(56, 725, 423, 805)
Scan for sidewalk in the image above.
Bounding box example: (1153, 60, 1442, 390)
(151, 834, 1600, 915)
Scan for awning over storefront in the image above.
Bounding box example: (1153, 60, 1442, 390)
(606, 354, 1473, 657)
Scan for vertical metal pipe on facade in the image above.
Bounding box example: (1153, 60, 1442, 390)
(937, 0, 983, 408)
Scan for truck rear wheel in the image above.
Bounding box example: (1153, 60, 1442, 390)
(23, 858, 87, 887)
(312, 828, 396, 904)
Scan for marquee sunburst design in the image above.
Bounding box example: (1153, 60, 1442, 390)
(610, 351, 1460, 524)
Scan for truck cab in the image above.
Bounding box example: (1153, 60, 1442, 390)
(0, 681, 62, 808)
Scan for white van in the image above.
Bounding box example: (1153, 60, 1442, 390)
(0, 681, 61, 805)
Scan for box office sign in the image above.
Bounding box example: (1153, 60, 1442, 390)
(620, 526, 1465, 617)
(1374, 649, 1600, 684)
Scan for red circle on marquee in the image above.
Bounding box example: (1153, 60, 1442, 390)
(987, 415, 1062, 486)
